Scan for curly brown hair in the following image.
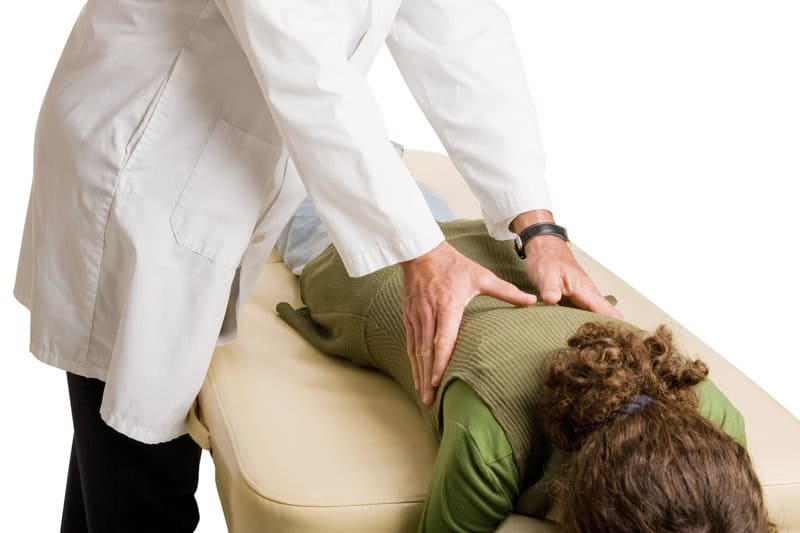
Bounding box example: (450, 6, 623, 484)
(542, 321, 775, 533)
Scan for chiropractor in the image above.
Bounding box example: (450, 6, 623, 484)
(14, 0, 621, 530)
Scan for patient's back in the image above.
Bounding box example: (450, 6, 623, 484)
(276, 218, 748, 524)
(279, 218, 624, 485)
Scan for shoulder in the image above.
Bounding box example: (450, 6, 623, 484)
(696, 378, 747, 448)
(442, 379, 516, 464)
(419, 379, 520, 532)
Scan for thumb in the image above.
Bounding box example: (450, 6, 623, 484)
(479, 271, 538, 307)
(538, 272, 563, 304)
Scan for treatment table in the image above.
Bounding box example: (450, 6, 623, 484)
(188, 149, 800, 532)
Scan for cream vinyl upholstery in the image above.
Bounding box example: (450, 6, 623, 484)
(188, 150, 800, 532)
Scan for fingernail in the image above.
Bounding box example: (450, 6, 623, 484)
(542, 291, 560, 303)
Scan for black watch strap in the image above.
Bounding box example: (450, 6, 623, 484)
(514, 222, 569, 259)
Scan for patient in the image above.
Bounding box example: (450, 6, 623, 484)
(275, 144, 774, 532)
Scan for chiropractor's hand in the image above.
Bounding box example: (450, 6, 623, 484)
(512, 210, 624, 321)
(400, 241, 538, 406)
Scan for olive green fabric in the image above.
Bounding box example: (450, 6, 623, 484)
(697, 378, 747, 447)
(275, 218, 748, 532)
(418, 378, 519, 532)
(415, 377, 746, 533)
(276, 218, 625, 484)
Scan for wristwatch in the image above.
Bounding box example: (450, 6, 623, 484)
(513, 222, 569, 259)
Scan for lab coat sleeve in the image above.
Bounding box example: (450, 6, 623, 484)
(385, 0, 552, 241)
(212, 0, 445, 277)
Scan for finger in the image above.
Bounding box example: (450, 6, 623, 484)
(403, 311, 420, 391)
(418, 306, 436, 405)
(537, 271, 563, 304)
(571, 285, 625, 320)
(413, 311, 426, 398)
(478, 271, 538, 307)
(431, 305, 464, 388)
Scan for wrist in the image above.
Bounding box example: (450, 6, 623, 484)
(509, 209, 555, 234)
(511, 212, 569, 259)
(524, 232, 568, 257)
(400, 239, 446, 272)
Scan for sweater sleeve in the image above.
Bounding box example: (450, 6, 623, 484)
(697, 378, 747, 448)
(418, 379, 519, 533)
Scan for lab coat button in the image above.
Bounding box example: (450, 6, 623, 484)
(251, 233, 266, 244)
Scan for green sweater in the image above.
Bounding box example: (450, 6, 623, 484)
(276, 219, 746, 531)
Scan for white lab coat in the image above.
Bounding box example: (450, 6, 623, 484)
(13, 0, 551, 443)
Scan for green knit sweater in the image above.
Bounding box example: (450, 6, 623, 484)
(276, 218, 641, 485)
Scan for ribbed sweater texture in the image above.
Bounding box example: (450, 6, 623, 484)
(276, 219, 624, 485)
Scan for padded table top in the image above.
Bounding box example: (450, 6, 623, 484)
(190, 150, 800, 532)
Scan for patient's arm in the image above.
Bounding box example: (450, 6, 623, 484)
(276, 216, 747, 531)
(697, 378, 747, 447)
(421, 377, 748, 533)
(418, 379, 519, 533)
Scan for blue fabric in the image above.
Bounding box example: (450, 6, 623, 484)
(276, 142, 456, 275)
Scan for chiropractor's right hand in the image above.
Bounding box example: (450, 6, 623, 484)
(400, 241, 538, 406)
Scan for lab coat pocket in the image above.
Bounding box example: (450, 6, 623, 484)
(170, 117, 283, 270)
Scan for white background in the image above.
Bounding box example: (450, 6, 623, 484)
(2, 1, 798, 531)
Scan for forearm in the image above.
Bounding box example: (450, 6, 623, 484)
(213, 0, 444, 277)
(418, 379, 519, 533)
(386, 0, 552, 243)
(277, 172, 456, 276)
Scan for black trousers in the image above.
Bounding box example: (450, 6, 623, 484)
(61, 371, 202, 533)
